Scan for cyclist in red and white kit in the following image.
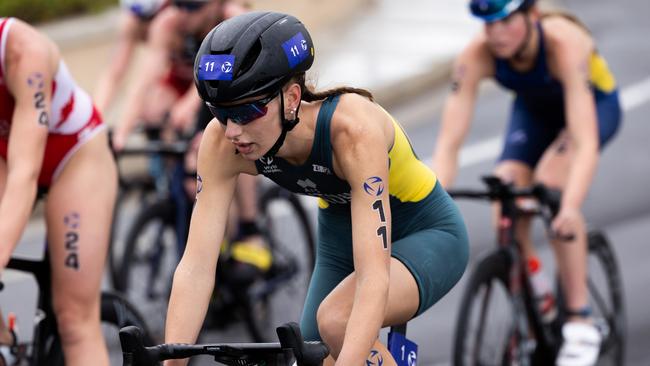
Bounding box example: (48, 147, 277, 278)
(0, 18, 117, 366)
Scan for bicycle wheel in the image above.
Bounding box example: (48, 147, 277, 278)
(38, 318, 65, 366)
(243, 186, 316, 342)
(116, 199, 179, 337)
(586, 231, 625, 365)
(108, 188, 131, 290)
(453, 250, 529, 366)
(109, 179, 158, 290)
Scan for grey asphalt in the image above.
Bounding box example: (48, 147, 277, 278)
(1, 0, 649, 365)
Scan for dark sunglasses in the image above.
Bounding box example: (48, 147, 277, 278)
(173, 1, 207, 11)
(206, 92, 279, 126)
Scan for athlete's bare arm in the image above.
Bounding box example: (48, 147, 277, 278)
(0, 20, 55, 267)
(432, 35, 494, 187)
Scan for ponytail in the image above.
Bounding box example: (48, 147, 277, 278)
(288, 73, 374, 103)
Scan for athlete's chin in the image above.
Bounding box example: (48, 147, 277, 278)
(488, 44, 515, 59)
(239, 147, 264, 161)
(240, 152, 262, 161)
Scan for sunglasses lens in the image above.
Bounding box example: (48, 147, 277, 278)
(206, 93, 276, 126)
(206, 102, 269, 126)
(174, 1, 204, 11)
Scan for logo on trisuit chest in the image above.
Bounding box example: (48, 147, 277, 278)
(312, 164, 331, 174)
(259, 156, 282, 174)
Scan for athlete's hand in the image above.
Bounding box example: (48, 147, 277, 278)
(551, 206, 583, 241)
(170, 97, 199, 132)
(111, 130, 127, 152)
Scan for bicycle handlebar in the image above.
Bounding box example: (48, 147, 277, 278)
(447, 175, 577, 241)
(120, 322, 329, 366)
(447, 175, 561, 217)
(447, 175, 579, 241)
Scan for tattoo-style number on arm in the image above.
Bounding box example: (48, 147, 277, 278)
(372, 199, 386, 221)
(372, 199, 388, 250)
(28, 72, 49, 126)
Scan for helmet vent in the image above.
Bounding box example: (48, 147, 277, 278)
(235, 39, 262, 78)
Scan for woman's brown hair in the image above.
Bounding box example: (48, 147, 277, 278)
(288, 73, 374, 103)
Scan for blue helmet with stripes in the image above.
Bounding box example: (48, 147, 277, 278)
(469, 0, 536, 22)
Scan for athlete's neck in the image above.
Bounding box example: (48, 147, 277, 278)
(509, 19, 540, 72)
(276, 101, 318, 166)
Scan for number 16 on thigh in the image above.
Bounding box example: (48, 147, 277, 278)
(388, 331, 418, 366)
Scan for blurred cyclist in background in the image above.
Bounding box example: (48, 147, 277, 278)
(431, 0, 621, 365)
(0, 17, 117, 366)
(94, 0, 169, 115)
(107, 0, 271, 284)
(111, 0, 244, 147)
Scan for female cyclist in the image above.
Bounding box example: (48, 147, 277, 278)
(0, 18, 117, 366)
(164, 11, 469, 366)
(431, 1, 621, 364)
(94, 0, 168, 115)
(111, 0, 248, 149)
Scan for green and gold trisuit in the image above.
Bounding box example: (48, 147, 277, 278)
(254, 95, 469, 341)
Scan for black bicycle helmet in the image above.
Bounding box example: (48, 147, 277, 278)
(194, 11, 314, 104)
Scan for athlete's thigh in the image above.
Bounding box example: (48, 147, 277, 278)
(45, 132, 117, 305)
(322, 257, 419, 327)
(534, 130, 574, 189)
(300, 257, 352, 341)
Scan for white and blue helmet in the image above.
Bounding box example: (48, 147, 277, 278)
(469, 0, 536, 23)
(120, 0, 166, 20)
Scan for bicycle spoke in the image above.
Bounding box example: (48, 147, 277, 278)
(587, 278, 611, 320)
(473, 283, 493, 363)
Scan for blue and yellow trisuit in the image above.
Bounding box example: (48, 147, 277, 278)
(254, 95, 469, 341)
(497, 21, 622, 167)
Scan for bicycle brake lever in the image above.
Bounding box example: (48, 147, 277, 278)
(120, 326, 160, 366)
(277, 322, 329, 366)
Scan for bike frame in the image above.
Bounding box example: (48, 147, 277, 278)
(496, 192, 552, 364)
(7, 252, 65, 365)
(452, 176, 563, 364)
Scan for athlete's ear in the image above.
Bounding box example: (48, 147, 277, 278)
(283, 82, 302, 112)
(528, 5, 541, 20)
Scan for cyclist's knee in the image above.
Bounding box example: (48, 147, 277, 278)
(316, 299, 350, 354)
(494, 160, 533, 186)
(53, 297, 101, 346)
